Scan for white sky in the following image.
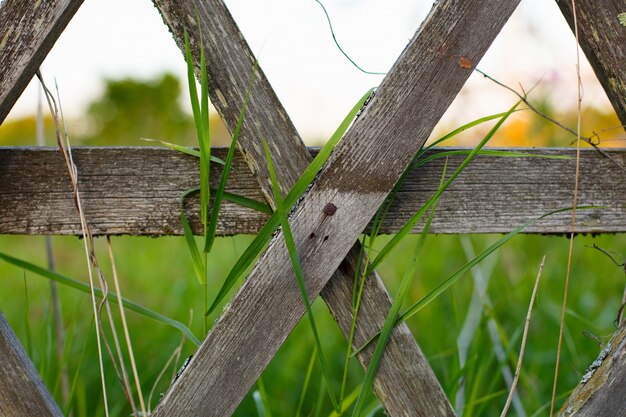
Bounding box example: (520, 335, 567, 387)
(5, 0, 613, 141)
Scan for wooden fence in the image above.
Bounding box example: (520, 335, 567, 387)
(0, 0, 624, 416)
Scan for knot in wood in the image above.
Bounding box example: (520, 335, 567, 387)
(323, 203, 337, 216)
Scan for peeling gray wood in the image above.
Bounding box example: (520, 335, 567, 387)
(559, 325, 626, 416)
(152, 0, 455, 415)
(0, 310, 63, 417)
(0, 0, 85, 124)
(153, 1, 520, 415)
(555, 0, 626, 126)
(2, 147, 624, 236)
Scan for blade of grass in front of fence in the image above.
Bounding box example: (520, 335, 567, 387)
(140, 138, 226, 165)
(221, 190, 272, 214)
(396, 206, 583, 324)
(296, 346, 318, 417)
(206, 88, 374, 315)
(367, 99, 522, 274)
(252, 377, 272, 417)
(180, 189, 206, 285)
(351, 162, 444, 417)
(353, 206, 590, 356)
(205, 61, 257, 252)
(328, 384, 361, 417)
(184, 29, 210, 236)
(64, 318, 92, 416)
(253, 391, 267, 417)
(0, 251, 200, 346)
(264, 139, 339, 411)
(366, 109, 529, 261)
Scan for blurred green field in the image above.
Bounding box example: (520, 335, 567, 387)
(1, 231, 623, 416)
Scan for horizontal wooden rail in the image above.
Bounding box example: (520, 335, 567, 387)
(0, 146, 624, 236)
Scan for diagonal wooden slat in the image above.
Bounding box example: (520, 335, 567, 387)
(0, 0, 85, 124)
(151, 0, 454, 415)
(0, 310, 63, 417)
(153, 1, 520, 415)
(1, 146, 625, 236)
(559, 324, 626, 416)
(555, 0, 626, 126)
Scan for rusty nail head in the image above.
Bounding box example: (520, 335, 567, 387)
(323, 203, 337, 216)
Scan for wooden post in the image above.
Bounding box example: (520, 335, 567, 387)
(555, 0, 626, 126)
(559, 324, 626, 416)
(0, 0, 85, 124)
(0, 310, 63, 416)
(153, 1, 520, 415)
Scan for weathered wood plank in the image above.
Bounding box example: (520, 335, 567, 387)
(1, 147, 623, 236)
(0, 0, 85, 124)
(559, 324, 626, 416)
(152, 1, 520, 415)
(152, 0, 455, 415)
(0, 310, 63, 417)
(555, 0, 626, 126)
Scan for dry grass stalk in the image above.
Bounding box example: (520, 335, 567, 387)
(551, 1, 583, 415)
(36, 72, 140, 417)
(500, 255, 545, 417)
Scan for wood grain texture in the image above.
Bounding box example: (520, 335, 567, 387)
(0, 310, 63, 417)
(559, 325, 626, 416)
(2, 147, 624, 236)
(152, 0, 455, 415)
(0, 0, 85, 124)
(153, 1, 519, 415)
(555, 0, 626, 125)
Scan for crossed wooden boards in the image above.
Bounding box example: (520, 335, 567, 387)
(0, 0, 625, 416)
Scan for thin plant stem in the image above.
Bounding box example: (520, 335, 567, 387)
(475, 68, 626, 176)
(107, 237, 147, 416)
(551, 2, 582, 415)
(501, 256, 545, 417)
(37, 85, 70, 408)
(313, 0, 385, 75)
(37, 72, 111, 417)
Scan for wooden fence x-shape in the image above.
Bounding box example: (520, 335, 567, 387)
(0, 0, 625, 416)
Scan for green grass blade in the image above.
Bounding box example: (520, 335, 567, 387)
(184, 30, 202, 149)
(367, 100, 522, 274)
(352, 162, 445, 416)
(252, 391, 266, 417)
(205, 88, 374, 315)
(423, 110, 520, 151)
(181, 189, 206, 285)
(263, 139, 339, 411)
(353, 206, 596, 356)
(0, 252, 201, 346)
(328, 384, 361, 417)
(205, 215, 279, 315)
(185, 186, 272, 215)
(296, 346, 318, 417)
(184, 29, 210, 232)
(282, 88, 375, 207)
(205, 62, 258, 252)
(221, 190, 272, 214)
(410, 149, 572, 171)
(64, 319, 92, 417)
(140, 138, 226, 165)
(395, 208, 577, 323)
